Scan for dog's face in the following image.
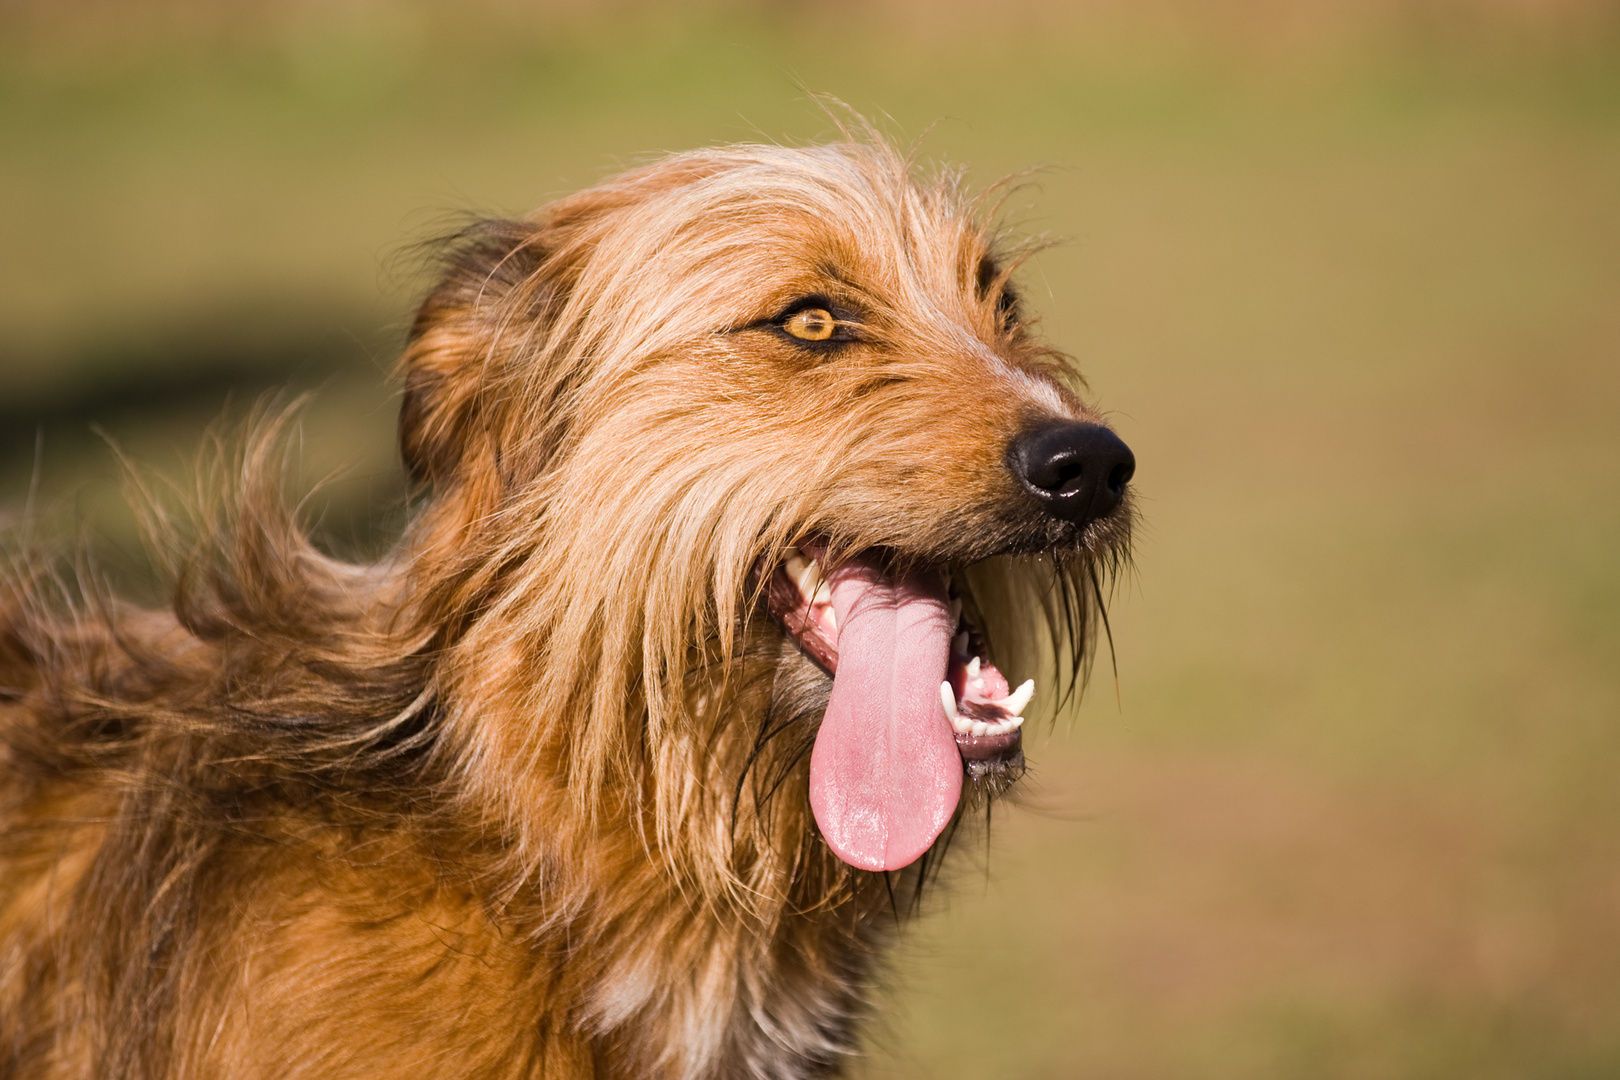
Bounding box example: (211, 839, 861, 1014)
(398, 141, 1133, 882)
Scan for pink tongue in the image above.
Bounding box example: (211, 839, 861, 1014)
(808, 559, 963, 871)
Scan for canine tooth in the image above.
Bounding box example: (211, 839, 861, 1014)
(784, 552, 813, 593)
(939, 681, 958, 720)
(971, 721, 988, 737)
(966, 656, 981, 681)
(952, 632, 968, 656)
(1000, 679, 1035, 717)
(811, 580, 832, 607)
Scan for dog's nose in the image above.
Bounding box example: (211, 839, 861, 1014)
(1008, 421, 1135, 526)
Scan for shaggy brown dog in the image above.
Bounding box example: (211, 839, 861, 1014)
(0, 136, 1133, 1079)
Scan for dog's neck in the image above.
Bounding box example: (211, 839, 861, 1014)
(388, 542, 910, 1078)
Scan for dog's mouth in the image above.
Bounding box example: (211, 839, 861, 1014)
(764, 542, 1031, 873)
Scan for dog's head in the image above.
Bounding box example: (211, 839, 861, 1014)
(398, 137, 1133, 891)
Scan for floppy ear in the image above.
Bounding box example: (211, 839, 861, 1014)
(397, 219, 555, 491)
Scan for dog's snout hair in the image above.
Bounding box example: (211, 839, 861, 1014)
(0, 134, 1133, 1080)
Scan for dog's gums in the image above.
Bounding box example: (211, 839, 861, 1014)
(768, 547, 1032, 740)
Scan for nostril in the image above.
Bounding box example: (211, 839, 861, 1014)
(1051, 461, 1087, 497)
(1106, 460, 1133, 496)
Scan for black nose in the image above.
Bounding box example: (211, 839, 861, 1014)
(1008, 421, 1135, 526)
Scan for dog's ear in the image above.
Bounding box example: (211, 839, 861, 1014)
(397, 219, 556, 491)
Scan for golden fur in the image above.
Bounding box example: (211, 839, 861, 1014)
(0, 134, 1131, 1079)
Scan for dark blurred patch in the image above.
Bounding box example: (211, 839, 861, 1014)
(0, 302, 407, 556)
(0, 300, 394, 419)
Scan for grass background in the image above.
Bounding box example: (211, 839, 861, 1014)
(3, 2, 1618, 1076)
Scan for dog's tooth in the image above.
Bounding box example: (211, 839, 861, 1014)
(811, 580, 832, 607)
(952, 631, 969, 657)
(939, 681, 958, 720)
(1008, 715, 1025, 729)
(971, 721, 988, 737)
(951, 714, 975, 735)
(797, 561, 826, 599)
(1001, 679, 1035, 717)
(966, 656, 981, 681)
(784, 551, 812, 592)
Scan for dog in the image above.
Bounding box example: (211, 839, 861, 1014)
(0, 134, 1134, 1079)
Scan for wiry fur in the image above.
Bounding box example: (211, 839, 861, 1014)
(0, 135, 1132, 1079)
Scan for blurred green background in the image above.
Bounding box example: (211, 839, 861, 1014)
(4, 1, 1619, 1076)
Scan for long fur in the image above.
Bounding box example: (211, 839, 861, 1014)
(0, 134, 1131, 1079)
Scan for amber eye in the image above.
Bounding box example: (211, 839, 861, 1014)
(783, 308, 836, 342)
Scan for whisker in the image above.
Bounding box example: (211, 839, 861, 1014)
(1087, 561, 1120, 712)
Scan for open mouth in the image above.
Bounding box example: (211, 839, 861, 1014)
(764, 541, 1033, 873)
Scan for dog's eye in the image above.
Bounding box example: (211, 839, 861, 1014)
(757, 296, 858, 349)
(783, 308, 836, 342)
